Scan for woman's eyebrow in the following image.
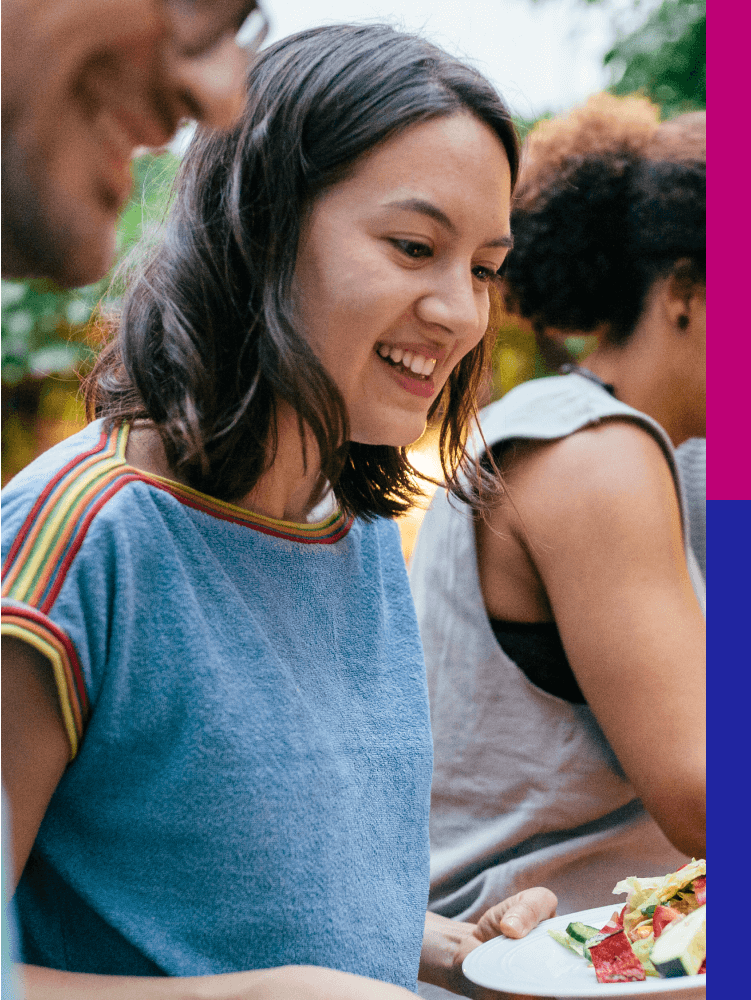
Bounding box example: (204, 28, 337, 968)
(383, 197, 513, 248)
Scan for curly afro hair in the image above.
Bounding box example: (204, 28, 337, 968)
(503, 94, 705, 350)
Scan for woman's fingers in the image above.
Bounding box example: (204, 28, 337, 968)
(473, 887, 558, 943)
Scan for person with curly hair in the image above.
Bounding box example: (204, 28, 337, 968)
(1, 24, 557, 1000)
(409, 96, 705, 992)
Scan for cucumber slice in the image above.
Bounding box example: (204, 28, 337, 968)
(631, 936, 660, 977)
(566, 921, 603, 943)
(650, 904, 706, 977)
(548, 929, 585, 957)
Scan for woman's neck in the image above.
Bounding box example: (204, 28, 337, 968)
(581, 341, 692, 448)
(240, 405, 327, 522)
(125, 403, 328, 524)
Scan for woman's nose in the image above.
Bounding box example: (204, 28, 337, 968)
(415, 268, 486, 342)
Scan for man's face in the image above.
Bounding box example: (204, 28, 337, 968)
(1, 0, 264, 287)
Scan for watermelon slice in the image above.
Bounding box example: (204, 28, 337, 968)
(589, 931, 647, 983)
(693, 876, 706, 906)
(653, 905, 683, 938)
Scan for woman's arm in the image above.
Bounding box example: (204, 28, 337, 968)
(19, 964, 419, 1000)
(2, 637, 70, 886)
(1, 637, 424, 1000)
(478, 422, 705, 858)
(419, 888, 557, 998)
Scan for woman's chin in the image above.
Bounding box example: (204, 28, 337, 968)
(349, 422, 427, 450)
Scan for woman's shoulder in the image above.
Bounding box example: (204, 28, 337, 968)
(479, 373, 664, 445)
(3, 421, 107, 497)
(2, 422, 110, 541)
(479, 374, 680, 496)
(496, 420, 682, 560)
(1, 421, 177, 578)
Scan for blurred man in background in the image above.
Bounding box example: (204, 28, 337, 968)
(2, 0, 268, 287)
(2, 6, 266, 996)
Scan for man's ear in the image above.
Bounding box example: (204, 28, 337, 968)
(665, 258, 704, 333)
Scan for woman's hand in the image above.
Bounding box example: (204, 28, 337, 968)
(419, 887, 557, 998)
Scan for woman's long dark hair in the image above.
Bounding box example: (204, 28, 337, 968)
(85, 23, 520, 519)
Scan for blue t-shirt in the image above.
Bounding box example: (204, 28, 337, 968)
(1, 421, 432, 990)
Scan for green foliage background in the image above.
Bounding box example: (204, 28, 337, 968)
(606, 0, 705, 115)
(1, 1, 706, 485)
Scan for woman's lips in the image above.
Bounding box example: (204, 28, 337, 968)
(376, 349, 437, 398)
(391, 367, 436, 398)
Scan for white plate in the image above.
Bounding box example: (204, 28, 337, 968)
(462, 905, 706, 999)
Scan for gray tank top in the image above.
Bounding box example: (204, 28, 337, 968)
(676, 437, 706, 580)
(410, 373, 704, 939)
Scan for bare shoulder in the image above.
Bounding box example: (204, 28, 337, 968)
(510, 418, 672, 489)
(498, 419, 679, 533)
(477, 420, 679, 619)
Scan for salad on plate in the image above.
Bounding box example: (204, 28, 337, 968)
(549, 859, 706, 984)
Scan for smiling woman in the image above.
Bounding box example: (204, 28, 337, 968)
(83, 23, 519, 519)
(409, 99, 706, 1000)
(1, 22, 559, 1000)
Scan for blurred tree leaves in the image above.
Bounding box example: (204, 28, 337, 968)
(531, 0, 705, 117)
(1, 279, 96, 387)
(606, 0, 705, 115)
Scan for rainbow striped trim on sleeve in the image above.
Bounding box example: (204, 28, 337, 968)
(1, 605, 88, 759)
(3, 423, 136, 613)
(2, 422, 354, 756)
(2, 422, 132, 758)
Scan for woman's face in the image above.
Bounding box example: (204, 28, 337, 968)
(292, 112, 513, 448)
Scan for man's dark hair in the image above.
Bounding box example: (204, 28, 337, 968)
(85, 23, 520, 518)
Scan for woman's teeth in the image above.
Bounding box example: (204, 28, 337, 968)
(377, 343, 437, 378)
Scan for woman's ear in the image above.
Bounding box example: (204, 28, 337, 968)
(665, 258, 704, 334)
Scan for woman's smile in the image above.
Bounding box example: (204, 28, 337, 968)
(375, 341, 445, 398)
(376, 347, 437, 398)
(377, 343, 439, 379)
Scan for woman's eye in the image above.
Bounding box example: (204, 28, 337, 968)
(472, 265, 497, 283)
(392, 240, 433, 259)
